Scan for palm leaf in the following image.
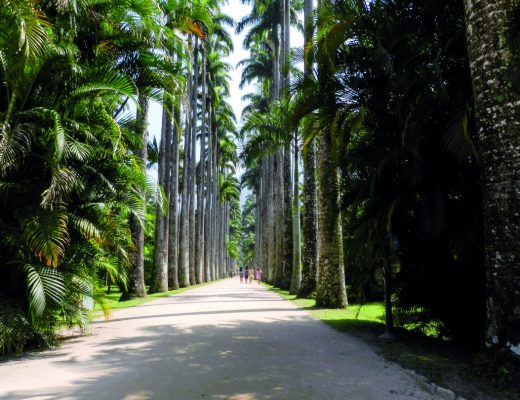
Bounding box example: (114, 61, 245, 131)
(25, 264, 65, 318)
(20, 209, 69, 267)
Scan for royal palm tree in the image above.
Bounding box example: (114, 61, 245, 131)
(463, 0, 520, 351)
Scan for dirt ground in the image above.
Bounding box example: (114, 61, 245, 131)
(0, 278, 444, 400)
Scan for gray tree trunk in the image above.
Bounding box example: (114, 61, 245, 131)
(189, 37, 199, 286)
(204, 104, 213, 281)
(178, 49, 192, 288)
(315, 128, 348, 308)
(266, 157, 276, 283)
(167, 101, 180, 290)
(124, 95, 148, 300)
(274, 150, 285, 286)
(299, 0, 318, 298)
(197, 46, 207, 284)
(290, 137, 301, 294)
(463, 0, 520, 352)
(149, 99, 171, 293)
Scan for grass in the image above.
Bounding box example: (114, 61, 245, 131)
(91, 283, 211, 318)
(264, 283, 520, 400)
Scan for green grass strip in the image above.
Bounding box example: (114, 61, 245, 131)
(91, 282, 213, 318)
(263, 283, 386, 333)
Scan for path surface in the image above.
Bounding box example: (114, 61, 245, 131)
(0, 278, 440, 400)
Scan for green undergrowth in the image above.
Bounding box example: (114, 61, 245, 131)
(264, 283, 520, 400)
(265, 284, 385, 332)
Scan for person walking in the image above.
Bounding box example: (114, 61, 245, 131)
(255, 268, 263, 284)
(244, 267, 249, 284)
(248, 267, 254, 284)
(238, 267, 245, 284)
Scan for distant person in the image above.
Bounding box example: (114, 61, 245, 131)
(244, 266, 249, 284)
(239, 267, 245, 284)
(255, 268, 263, 284)
(248, 267, 254, 284)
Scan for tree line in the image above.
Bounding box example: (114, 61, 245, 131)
(239, 0, 520, 355)
(0, 0, 240, 355)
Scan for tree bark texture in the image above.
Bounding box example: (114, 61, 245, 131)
(168, 102, 180, 290)
(316, 129, 348, 308)
(204, 104, 214, 281)
(196, 45, 207, 284)
(178, 62, 192, 288)
(124, 96, 148, 299)
(149, 102, 170, 293)
(299, 0, 318, 299)
(463, 0, 520, 352)
(290, 138, 302, 294)
(280, 143, 293, 289)
(189, 38, 199, 286)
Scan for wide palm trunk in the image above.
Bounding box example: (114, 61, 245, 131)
(463, 0, 520, 351)
(315, 128, 348, 308)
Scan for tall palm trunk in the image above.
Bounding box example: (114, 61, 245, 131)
(299, 0, 318, 298)
(196, 45, 207, 284)
(124, 95, 148, 300)
(178, 51, 192, 288)
(204, 104, 213, 281)
(212, 135, 219, 280)
(189, 37, 199, 286)
(463, 0, 520, 350)
(315, 127, 347, 308)
(290, 136, 301, 294)
(149, 99, 171, 293)
(274, 150, 285, 286)
(168, 101, 180, 290)
(266, 156, 276, 283)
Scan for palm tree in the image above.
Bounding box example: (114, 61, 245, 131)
(312, 0, 348, 308)
(0, 0, 153, 352)
(299, 0, 318, 299)
(463, 0, 520, 350)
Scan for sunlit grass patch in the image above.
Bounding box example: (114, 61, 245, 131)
(263, 283, 385, 333)
(91, 283, 212, 317)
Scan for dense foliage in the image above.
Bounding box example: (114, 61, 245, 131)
(0, 0, 239, 354)
(239, 0, 520, 351)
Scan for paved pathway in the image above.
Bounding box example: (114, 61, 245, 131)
(0, 278, 439, 400)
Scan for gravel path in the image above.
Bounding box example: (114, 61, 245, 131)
(0, 278, 441, 400)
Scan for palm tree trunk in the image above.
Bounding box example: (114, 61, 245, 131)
(168, 101, 180, 290)
(281, 140, 293, 289)
(299, 0, 318, 298)
(274, 150, 284, 287)
(204, 104, 213, 281)
(463, 0, 520, 351)
(290, 136, 301, 294)
(189, 37, 199, 286)
(315, 128, 348, 308)
(266, 156, 275, 283)
(212, 136, 219, 280)
(197, 45, 207, 284)
(149, 100, 171, 294)
(124, 95, 148, 300)
(178, 51, 192, 288)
